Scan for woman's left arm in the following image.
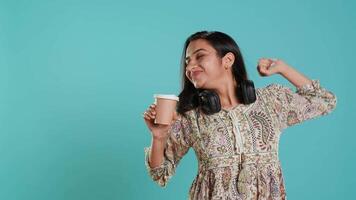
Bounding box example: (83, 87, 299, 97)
(257, 58, 337, 130)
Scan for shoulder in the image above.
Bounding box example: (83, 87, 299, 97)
(260, 83, 286, 91)
(255, 83, 296, 105)
(176, 109, 197, 125)
(257, 83, 293, 96)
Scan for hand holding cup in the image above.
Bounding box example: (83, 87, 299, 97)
(142, 94, 179, 140)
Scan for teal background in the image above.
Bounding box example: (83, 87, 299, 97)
(1, 0, 354, 199)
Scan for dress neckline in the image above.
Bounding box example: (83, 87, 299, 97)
(221, 88, 261, 113)
(221, 103, 248, 112)
(221, 97, 258, 113)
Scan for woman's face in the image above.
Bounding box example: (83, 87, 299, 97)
(185, 39, 229, 89)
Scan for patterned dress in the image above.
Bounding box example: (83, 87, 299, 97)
(144, 79, 337, 200)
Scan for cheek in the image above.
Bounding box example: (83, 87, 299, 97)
(204, 63, 224, 78)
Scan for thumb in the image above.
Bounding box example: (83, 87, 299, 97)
(170, 111, 179, 125)
(172, 111, 178, 121)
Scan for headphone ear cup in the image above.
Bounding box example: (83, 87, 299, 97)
(198, 90, 221, 115)
(240, 80, 257, 104)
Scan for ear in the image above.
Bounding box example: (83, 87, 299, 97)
(223, 52, 235, 69)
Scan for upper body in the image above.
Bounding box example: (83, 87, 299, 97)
(144, 79, 336, 199)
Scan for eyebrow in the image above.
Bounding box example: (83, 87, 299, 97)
(185, 48, 207, 62)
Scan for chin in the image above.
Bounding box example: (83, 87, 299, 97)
(191, 76, 210, 89)
(193, 81, 207, 89)
(192, 80, 201, 88)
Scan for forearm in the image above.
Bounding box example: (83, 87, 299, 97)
(278, 65, 312, 88)
(148, 137, 167, 168)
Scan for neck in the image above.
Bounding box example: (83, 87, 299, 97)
(214, 77, 240, 109)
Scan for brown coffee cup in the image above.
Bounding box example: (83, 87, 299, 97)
(153, 94, 179, 125)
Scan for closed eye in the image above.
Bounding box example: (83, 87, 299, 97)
(185, 54, 205, 66)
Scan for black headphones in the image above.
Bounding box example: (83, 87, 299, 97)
(197, 79, 256, 115)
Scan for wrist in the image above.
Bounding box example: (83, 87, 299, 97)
(152, 135, 168, 143)
(277, 64, 290, 75)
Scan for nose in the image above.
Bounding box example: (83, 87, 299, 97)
(185, 63, 201, 80)
(185, 61, 198, 72)
(185, 64, 196, 78)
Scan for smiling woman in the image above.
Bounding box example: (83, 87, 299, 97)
(142, 31, 337, 200)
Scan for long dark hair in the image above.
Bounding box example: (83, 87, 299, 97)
(177, 31, 250, 115)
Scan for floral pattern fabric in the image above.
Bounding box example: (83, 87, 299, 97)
(144, 79, 337, 200)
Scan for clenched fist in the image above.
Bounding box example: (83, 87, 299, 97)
(257, 58, 288, 77)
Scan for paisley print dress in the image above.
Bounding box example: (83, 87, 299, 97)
(144, 79, 337, 200)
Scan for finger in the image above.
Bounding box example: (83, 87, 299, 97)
(149, 106, 156, 114)
(172, 111, 178, 121)
(144, 111, 155, 119)
(267, 59, 276, 66)
(146, 111, 155, 119)
(143, 112, 151, 121)
(265, 63, 272, 70)
(170, 118, 177, 125)
(257, 66, 266, 76)
(148, 106, 156, 113)
(263, 60, 273, 66)
(143, 115, 151, 121)
(148, 108, 156, 116)
(259, 64, 268, 71)
(258, 66, 269, 75)
(257, 63, 265, 68)
(258, 59, 266, 65)
(143, 111, 150, 118)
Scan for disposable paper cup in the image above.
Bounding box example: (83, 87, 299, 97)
(153, 94, 179, 125)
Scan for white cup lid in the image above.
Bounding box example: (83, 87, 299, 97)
(154, 94, 179, 101)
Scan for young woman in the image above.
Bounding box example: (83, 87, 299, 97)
(142, 31, 337, 200)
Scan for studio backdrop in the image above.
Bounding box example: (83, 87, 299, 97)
(0, 0, 355, 199)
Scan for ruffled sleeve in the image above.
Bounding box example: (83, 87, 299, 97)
(265, 79, 337, 131)
(144, 114, 192, 187)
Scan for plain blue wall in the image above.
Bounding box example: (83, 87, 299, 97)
(1, 0, 355, 199)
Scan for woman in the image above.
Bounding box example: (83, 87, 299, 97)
(142, 31, 337, 200)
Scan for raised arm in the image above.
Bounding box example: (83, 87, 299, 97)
(258, 58, 337, 130)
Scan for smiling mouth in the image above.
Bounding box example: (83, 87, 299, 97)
(191, 71, 202, 79)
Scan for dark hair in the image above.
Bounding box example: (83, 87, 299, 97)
(177, 31, 250, 115)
